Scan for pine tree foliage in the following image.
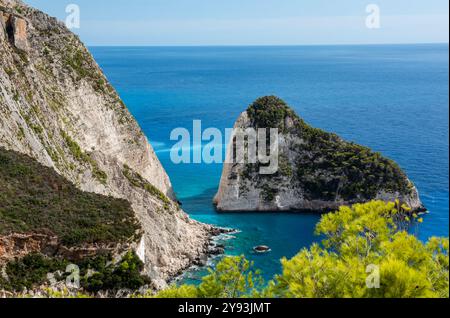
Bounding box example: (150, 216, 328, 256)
(156, 201, 449, 298)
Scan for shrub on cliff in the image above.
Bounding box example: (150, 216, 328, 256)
(0, 147, 140, 246)
(82, 251, 151, 293)
(156, 201, 449, 298)
(153, 255, 263, 298)
(0, 251, 150, 293)
(0, 253, 69, 292)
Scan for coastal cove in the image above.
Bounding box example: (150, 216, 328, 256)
(90, 44, 449, 283)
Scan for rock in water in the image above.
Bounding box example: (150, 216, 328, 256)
(214, 96, 424, 212)
(0, 0, 213, 285)
(253, 246, 271, 253)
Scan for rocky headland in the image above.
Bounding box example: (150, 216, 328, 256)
(214, 96, 424, 212)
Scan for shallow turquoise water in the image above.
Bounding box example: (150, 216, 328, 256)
(91, 44, 449, 282)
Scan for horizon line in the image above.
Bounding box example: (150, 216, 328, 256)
(87, 42, 449, 48)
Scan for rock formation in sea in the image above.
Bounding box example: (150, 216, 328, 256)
(214, 96, 424, 212)
(0, 0, 214, 289)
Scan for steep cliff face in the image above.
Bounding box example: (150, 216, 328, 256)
(215, 96, 424, 212)
(0, 0, 212, 287)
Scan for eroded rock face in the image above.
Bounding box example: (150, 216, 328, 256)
(0, 0, 213, 284)
(214, 96, 424, 212)
(0, 1, 29, 51)
(11, 16, 28, 50)
(0, 232, 137, 264)
(0, 14, 5, 41)
(0, 233, 59, 262)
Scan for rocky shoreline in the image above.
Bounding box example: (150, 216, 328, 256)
(167, 226, 236, 285)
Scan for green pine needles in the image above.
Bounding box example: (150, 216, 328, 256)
(155, 201, 449, 298)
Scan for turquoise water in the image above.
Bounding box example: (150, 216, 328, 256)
(91, 44, 449, 282)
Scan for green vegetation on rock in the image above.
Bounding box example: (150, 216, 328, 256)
(155, 255, 262, 298)
(246, 96, 414, 202)
(81, 251, 151, 293)
(0, 147, 140, 246)
(247, 96, 296, 131)
(64, 48, 108, 94)
(64, 49, 90, 79)
(261, 184, 278, 202)
(295, 132, 412, 201)
(123, 164, 171, 209)
(61, 130, 108, 184)
(0, 251, 150, 293)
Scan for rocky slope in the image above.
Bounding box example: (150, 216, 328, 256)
(0, 147, 142, 264)
(214, 96, 424, 212)
(0, 0, 213, 288)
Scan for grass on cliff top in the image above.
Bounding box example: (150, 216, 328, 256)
(246, 96, 413, 201)
(0, 147, 141, 246)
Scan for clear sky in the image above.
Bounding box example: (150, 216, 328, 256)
(25, 0, 449, 46)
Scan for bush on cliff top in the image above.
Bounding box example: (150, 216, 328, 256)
(0, 253, 70, 292)
(247, 96, 294, 130)
(0, 147, 140, 246)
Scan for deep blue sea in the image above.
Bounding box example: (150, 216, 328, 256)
(90, 44, 449, 283)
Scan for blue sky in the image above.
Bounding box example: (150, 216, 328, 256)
(25, 0, 449, 46)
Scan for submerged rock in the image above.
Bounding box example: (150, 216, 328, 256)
(214, 96, 424, 212)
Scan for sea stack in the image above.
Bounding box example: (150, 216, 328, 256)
(214, 96, 424, 212)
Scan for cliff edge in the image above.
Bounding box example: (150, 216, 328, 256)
(0, 0, 213, 288)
